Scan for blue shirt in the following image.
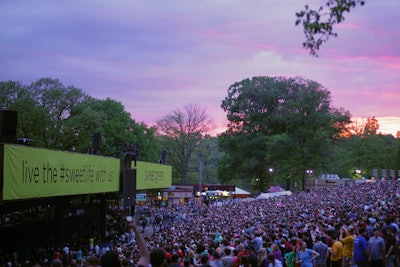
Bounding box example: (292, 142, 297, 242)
(353, 235, 368, 262)
(297, 249, 313, 267)
(313, 242, 328, 265)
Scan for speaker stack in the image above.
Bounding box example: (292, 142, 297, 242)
(0, 110, 18, 144)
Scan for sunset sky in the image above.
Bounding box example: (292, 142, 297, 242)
(1, 0, 399, 136)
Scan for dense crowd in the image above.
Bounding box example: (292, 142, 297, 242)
(1, 180, 399, 267)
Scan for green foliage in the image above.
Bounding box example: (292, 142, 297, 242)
(187, 135, 222, 184)
(296, 0, 365, 56)
(2, 77, 397, 189)
(396, 139, 400, 172)
(219, 76, 351, 191)
(332, 132, 397, 178)
(0, 78, 160, 161)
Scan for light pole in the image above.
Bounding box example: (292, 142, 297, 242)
(269, 168, 275, 190)
(305, 169, 313, 191)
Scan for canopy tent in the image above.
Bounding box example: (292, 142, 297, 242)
(201, 190, 221, 196)
(256, 190, 292, 199)
(234, 187, 252, 198)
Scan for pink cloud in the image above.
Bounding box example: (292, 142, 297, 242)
(0, 0, 399, 136)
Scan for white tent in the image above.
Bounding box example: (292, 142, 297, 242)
(234, 187, 251, 198)
(256, 190, 292, 199)
(235, 187, 251, 194)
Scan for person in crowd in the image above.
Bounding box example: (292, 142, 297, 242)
(353, 228, 369, 267)
(283, 246, 296, 267)
(384, 227, 396, 267)
(173, 244, 185, 260)
(270, 244, 283, 263)
(221, 247, 235, 267)
(199, 253, 211, 267)
(257, 248, 268, 267)
(51, 259, 63, 267)
(210, 251, 224, 267)
(235, 244, 250, 267)
(328, 233, 343, 267)
(267, 254, 282, 267)
(169, 254, 181, 267)
(368, 227, 385, 267)
(3, 180, 400, 267)
(296, 242, 319, 267)
(247, 246, 258, 267)
(150, 249, 168, 267)
(252, 232, 263, 254)
(100, 251, 121, 267)
(339, 226, 355, 267)
(312, 236, 328, 267)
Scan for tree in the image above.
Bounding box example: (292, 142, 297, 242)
(67, 97, 161, 161)
(332, 117, 397, 179)
(188, 135, 222, 184)
(0, 80, 44, 141)
(0, 78, 160, 161)
(219, 76, 351, 191)
(344, 116, 380, 137)
(26, 77, 91, 149)
(363, 117, 379, 136)
(296, 0, 365, 56)
(157, 104, 215, 184)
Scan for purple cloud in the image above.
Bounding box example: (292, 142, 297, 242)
(0, 0, 399, 135)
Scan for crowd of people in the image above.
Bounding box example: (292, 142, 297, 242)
(1, 180, 399, 267)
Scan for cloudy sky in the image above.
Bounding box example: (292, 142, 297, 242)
(1, 0, 399, 136)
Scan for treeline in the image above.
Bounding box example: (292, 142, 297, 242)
(1, 77, 399, 192)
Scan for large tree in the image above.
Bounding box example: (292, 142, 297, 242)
(0, 80, 44, 141)
(0, 78, 160, 161)
(219, 76, 351, 191)
(17, 77, 90, 149)
(85, 97, 160, 161)
(157, 104, 215, 184)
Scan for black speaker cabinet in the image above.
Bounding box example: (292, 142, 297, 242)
(0, 110, 18, 143)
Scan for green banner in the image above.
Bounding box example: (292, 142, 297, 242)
(3, 144, 120, 200)
(135, 161, 172, 190)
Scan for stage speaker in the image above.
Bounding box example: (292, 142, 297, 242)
(0, 110, 18, 144)
(123, 169, 136, 208)
(158, 150, 166, 164)
(91, 132, 101, 155)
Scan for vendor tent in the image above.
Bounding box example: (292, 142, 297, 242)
(234, 187, 252, 198)
(256, 190, 292, 199)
